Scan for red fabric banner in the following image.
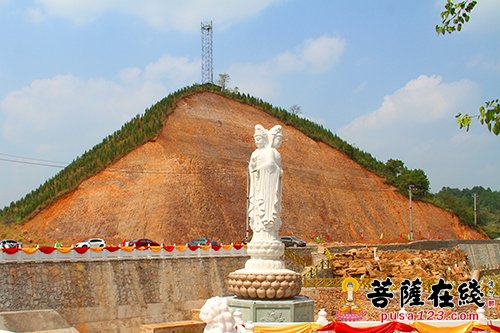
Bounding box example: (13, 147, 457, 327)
(38, 247, 56, 254)
(318, 322, 415, 333)
(163, 245, 175, 252)
(2, 248, 19, 254)
(233, 244, 244, 250)
(74, 247, 89, 254)
(105, 246, 120, 252)
(212, 245, 222, 251)
(188, 245, 199, 251)
(490, 324, 500, 333)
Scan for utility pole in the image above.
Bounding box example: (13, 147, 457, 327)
(409, 185, 414, 241)
(472, 193, 477, 225)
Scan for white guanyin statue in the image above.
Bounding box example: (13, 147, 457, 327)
(227, 124, 301, 299)
(248, 124, 283, 241)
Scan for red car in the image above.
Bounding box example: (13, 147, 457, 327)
(126, 239, 160, 247)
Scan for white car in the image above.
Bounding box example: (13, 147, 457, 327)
(0, 239, 22, 249)
(74, 238, 106, 248)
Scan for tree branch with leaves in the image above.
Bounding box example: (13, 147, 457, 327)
(436, 0, 477, 34)
(436, 0, 499, 136)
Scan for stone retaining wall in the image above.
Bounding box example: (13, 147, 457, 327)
(0, 256, 247, 333)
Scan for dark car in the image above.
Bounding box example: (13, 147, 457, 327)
(126, 239, 161, 247)
(280, 236, 306, 248)
(0, 239, 22, 249)
(187, 238, 219, 247)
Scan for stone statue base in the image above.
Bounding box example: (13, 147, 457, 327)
(227, 270, 302, 299)
(226, 295, 314, 323)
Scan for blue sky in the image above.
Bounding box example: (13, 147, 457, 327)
(1, 0, 499, 208)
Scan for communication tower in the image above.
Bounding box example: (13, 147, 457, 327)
(201, 21, 213, 84)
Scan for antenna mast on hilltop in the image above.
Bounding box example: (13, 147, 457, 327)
(201, 21, 213, 84)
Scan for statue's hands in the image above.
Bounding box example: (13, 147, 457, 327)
(262, 220, 274, 230)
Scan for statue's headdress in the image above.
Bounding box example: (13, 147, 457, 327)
(269, 125, 283, 148)
(254, 124, 268, 138)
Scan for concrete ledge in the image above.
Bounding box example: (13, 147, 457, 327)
(0, 309, 79, 333)
(140, 320, 205, 333)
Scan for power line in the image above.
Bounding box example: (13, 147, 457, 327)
(0, 154, 243, 175)
(0, 157, 66, 168)
(0, 152, 67, 165)
(0, 153, 386, 184)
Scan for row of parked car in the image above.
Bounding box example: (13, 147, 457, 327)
(74, 238, 160, 248)
(186, 236, 307, 247)
(0, 236, 307, 249)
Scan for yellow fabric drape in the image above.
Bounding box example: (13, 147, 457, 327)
(21, 248, 38, 254)
(56, 247, 73, 253)
(90, 247, 104, 252)
(120, 246, 135, 252)
(254, 322, 322, 333)
(222, 244, 232, 250)
(150, 246, 162, 252)
(410, 321, 475, 333)
(176, 245, 187, 252)
(200, 245, 211, 251)
(474, 323, 493, 332)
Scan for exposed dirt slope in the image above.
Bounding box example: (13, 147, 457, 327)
(21, 92, 486, 245)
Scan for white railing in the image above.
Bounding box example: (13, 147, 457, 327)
(0, 245, 247, 263)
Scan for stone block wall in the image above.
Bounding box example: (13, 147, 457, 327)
(0, 256, 247, 333)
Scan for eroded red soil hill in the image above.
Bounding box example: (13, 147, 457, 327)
(21, 92, 486, 245)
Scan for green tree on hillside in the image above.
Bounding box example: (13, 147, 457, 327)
(396, 169, 430, 199)
(385, 159, 405, 178)
(436, 186, 499, 238)
(217, 73, 230, 90)
(385, 159, 430, 198)
(288, 104, 302, 115)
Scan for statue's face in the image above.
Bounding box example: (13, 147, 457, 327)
(273, 134, 283, 148)
(254, 134, 265, 148)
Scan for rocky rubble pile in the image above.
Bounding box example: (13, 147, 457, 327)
(326, 247, 472, 282)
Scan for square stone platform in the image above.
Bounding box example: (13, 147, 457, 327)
(226, 295, 314, 323)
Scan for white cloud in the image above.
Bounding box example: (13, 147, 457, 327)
(469, 0, 500, 32)
(143, 55, 199, 84)
(340, 75, 477, 135)
(228, 35, 346, 99)
(0, 53, 199, 157)
(0, 52, 198, 208)
(337, 74, 498, 192)
(25, 6, 44, 23)
(272, 35, 346, 74)
(466, 54, 500, 74)
(30, 0, 112, 25)
(301, 35, 346, 73)
(29, 0, 282, 31)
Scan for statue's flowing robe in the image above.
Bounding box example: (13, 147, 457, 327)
(248, 147, 282, 238)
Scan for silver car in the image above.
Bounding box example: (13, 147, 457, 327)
(74, 238, 106, 248)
